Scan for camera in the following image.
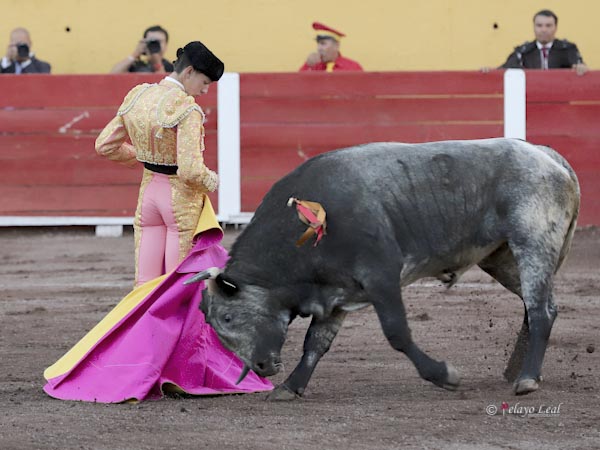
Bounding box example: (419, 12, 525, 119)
(146, 40, 161, 54)
(17, 43, 30, 58)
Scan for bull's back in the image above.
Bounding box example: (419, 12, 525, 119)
(279, 139, 524, 224)
(246, 138, 578, 269)
(289, 139, 577, 208)
(306, 138, 561, 177)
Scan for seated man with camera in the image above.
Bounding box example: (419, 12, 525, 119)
(1, 27, 51, 74)
(111, 25, 173, 74)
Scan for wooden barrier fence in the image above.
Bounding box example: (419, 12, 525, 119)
(0, 70, 599, 227)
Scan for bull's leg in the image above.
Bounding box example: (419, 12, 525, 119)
(372, 293, 460, 391)
(503, 311, 529, 383)
(478, 244, 528, 382)
(512, 273, 557, 395)
(267, 309, 347, 401)
(508, 237, 560, 395)
(504, 190, 575, 395)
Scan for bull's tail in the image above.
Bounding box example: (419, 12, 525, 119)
(555, 203, 579, 274)
(535, 144, 581, 273)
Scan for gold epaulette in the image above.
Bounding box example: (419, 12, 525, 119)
(117, 83, 155, 116)
(157, 89, 205, 128)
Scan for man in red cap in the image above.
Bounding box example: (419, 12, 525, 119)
(299, 22, 363, 72)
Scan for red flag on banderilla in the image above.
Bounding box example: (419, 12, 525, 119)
(287, 197, 327, 247)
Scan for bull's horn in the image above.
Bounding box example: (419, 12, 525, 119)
(235, 365, 251, 385)
(183, 267, 221, 285)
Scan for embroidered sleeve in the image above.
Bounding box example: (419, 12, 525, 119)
(176, 109, 218, 191)
(95, 115, 137, 167)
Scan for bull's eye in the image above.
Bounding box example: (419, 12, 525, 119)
(223, 313, 232, 323)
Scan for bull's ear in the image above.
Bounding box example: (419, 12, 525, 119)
(216, 274, 238, 297)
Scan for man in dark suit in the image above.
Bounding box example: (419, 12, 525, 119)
(500, 9, 588, 75)
(1, 27, 51, 74)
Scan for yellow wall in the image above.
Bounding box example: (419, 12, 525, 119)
(2, 0, 597, 73)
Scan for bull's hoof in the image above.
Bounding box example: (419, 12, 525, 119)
(266, 384, 300, 402)
(442, 363, 461, 391)
(514, 378, 539, 395)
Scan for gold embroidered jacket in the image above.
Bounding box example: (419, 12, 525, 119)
(95, 78, 218, 191)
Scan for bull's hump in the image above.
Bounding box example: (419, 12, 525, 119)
(300, 139, 571, 189)
(307, 138, 513, 168)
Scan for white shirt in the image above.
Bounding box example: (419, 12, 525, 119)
(164, 76, 185, 91)
(1, 50, 36, 74)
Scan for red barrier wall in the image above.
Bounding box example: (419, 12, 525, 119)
(1, 71, 599, 225)
(525, 71, 600, 227)
(239, 71, 504, 211)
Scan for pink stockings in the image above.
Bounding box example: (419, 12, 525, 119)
(133, 170, 203, 287)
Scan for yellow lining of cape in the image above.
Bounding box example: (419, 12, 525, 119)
(44, 195, 221, 380)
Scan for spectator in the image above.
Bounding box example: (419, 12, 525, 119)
(499, 10, 588, 75)
(110, 25, 174, 74)
(1, 27, 51, 74)
(300, 22, 363, 72)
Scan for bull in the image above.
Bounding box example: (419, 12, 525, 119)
(192, 138, 580, 400)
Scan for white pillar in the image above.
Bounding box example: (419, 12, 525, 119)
(503, 69, 526, 140)
(217, 72, 241, 222)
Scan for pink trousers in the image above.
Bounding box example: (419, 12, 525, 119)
(134, 170, 203, 286)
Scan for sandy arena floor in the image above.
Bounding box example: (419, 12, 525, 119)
(0, 226, 598, 450)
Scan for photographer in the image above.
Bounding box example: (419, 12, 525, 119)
(1, 27, 51, 74)
(110, 25, 173, 74)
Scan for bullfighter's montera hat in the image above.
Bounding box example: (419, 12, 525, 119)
(312, 22, 346, 42)
(177, 41, 224, 82)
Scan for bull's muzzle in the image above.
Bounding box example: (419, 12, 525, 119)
(236, 356, 283, 385)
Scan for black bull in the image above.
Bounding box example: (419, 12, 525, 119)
(193, 139, 580, 400)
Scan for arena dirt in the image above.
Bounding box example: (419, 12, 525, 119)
(0, 226, 598, 450)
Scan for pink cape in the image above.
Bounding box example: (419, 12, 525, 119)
(43, 227, 273, 402)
